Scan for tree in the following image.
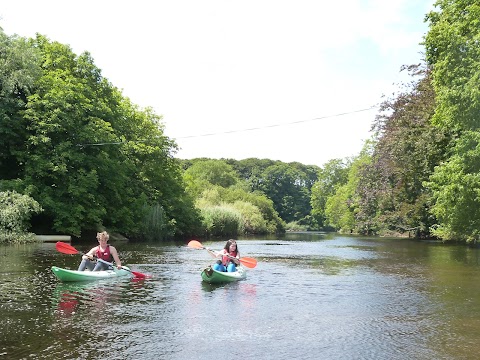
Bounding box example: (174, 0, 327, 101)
(425, 131, 480, 242)
(325, 145, 372, 233)
(0, 29, 41, 181)
(310, 158, 349, 228)
(184, 159, 240, 191)
(258, 163, 313, 223)
(424, 0, 480, 241)
(424, 0, 480, 131)
(5, 34, 199, 239)
(355, 65, 450, 237)
(183, 158, 284, 235)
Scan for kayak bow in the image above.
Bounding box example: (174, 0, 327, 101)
(201, 265, 247, 284)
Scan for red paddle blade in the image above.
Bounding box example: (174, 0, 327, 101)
(239, 257, 257, 269)
(131, 271, 151, 279)
(55, 241, 79, 255)
(187, 240, 204, 249)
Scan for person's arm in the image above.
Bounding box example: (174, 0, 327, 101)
(207, 248, 221, 259)
(110, 246, 122, 269)
(232, 251, 240, 265)
(82, 246, 97, 260)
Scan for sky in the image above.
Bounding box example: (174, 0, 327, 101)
(1, 0, 435, 167)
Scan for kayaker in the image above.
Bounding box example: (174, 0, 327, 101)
(77, 231, 123, 271)
(208, 239, 240, 272)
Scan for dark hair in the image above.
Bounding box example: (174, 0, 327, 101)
(224, 239, 238, 256)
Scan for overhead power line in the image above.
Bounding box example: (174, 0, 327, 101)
(176, 106, 378, 139)
(77, 105, 378, 146)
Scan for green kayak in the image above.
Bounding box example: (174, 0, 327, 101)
(201, 265, 247, 284)
(51, 266, 132, 282)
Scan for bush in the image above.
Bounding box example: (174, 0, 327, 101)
(0, 230, 37, 244)
(141, 203, 173, 241)
(200, 205, 243, 237)
(0, 191, 43, 244)
(231, 200, 268, 234)
(285, 221, 309, 232)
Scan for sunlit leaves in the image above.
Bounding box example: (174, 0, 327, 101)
(426, 131, 480, 242)
(425, 0, 480, 131)
(0, 190, 42, 243)
(424, 0, 480, 241)
(310, 158, 349, 228)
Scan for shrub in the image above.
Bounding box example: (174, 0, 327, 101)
(141, 203, 172, 241)
(0, 191, 43, 244)
(200, 205, 243, 237)
(231, 200, 268, 234)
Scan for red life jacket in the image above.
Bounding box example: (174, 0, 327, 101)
(96, 245, 112, 262)
(222, 249, 238, 266)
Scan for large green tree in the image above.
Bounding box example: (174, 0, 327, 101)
(257, 163, 313, 224)
(355, 65, 450, 237)
(325, 144, 372, 233)
(0, 29, 41, 181)
(1, 34, 199, 239)
(424, 0, 480, 242)
(426, 132, 480, 241)
(310, 158, 349, 229)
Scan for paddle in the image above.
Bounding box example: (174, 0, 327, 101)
(187, 240, 257, 269)
(55, 241, 149, 279)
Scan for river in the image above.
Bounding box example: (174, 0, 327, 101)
(1, 232, 480, 359)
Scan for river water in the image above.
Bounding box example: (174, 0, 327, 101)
(1, 232, 480, 359)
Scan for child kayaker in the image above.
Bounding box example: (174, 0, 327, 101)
(77, 231, 123, 271)
(208, 239, 240, 272)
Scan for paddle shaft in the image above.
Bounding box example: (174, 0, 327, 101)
(206, 248, 241, 264)
(187, 240, 257, 268)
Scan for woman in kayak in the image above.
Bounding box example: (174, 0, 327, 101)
(77, 231, 123, 271)
(208, 239, 240, 272)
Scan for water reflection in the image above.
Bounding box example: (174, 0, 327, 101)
(52, 276, 152, 313)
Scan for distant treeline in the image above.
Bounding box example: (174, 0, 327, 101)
(1, 0, 480, 243)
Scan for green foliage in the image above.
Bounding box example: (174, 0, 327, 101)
(141, 203, 173, 241)
(230, 200, 268, 234)
(284, 221, 309, 232)
(229, 158, 318, 227)
(184, 158, 285, 235)
(257, 163, 314, 223)
(0, 190, 43, 243)
(0, 231, 37, 244)
(423, 0, 480, 241)
(426, 131, 480, 242)
(219, 185, 284, 233)
(325, 184, 355, 232)
(425, 0, 480, 131)
(194, 184, 283, 235)
(354, 66, 450, 237)
(324, 148, 371, 233)
(184, 159, 239, 191)
(310, 159, 349, 228)
(0, 33, 200, 240)
(200, 204, 243, 237)
(0, 29, 42, 180)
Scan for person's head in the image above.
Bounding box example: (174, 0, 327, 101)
(96, 231, 109, 244)
(224, 239, 238, 254)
